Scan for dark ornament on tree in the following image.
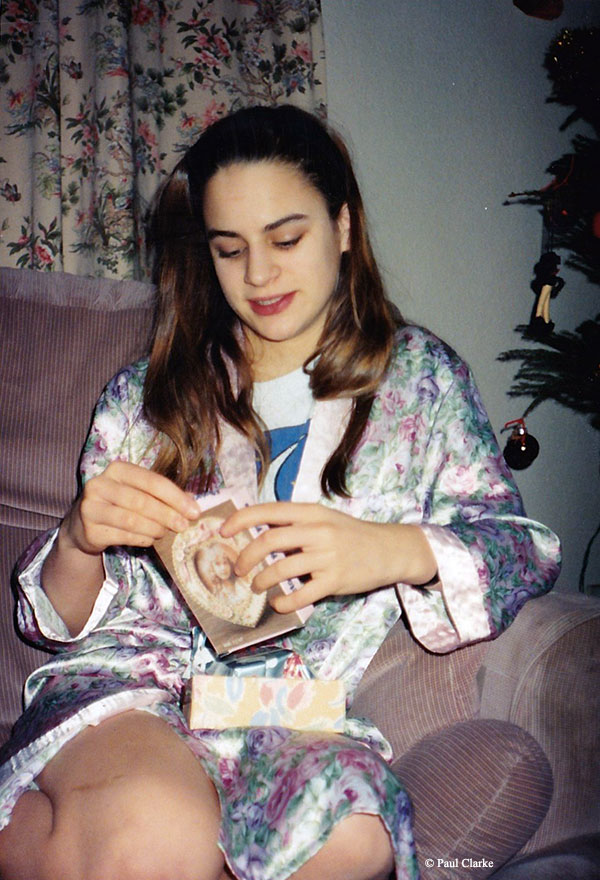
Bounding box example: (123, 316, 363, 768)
(502, 419, 540, 470)
(528, 251, 565, 338)
(513, 0, 563, 20)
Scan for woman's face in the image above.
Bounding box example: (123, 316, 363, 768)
(203, 160, 349, 378)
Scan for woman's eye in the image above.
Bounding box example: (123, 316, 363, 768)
(275, 235, 302, 249)
(216, 247, 243, 259)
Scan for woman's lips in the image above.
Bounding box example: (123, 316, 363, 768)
(248, 291, 296, 316)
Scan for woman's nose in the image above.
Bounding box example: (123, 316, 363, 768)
(244, 245, 279, 287)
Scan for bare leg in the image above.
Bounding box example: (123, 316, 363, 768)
(290, 813, 395, 880)
(0, 790, 54, 880)
(214, 815, 393, 880)
(0, 710, 225, 880)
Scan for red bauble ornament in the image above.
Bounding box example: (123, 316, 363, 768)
(592, 211, 600, 239)
(502, 419, 540, 470)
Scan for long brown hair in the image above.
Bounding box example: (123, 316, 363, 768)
(144, 105, 402, 497)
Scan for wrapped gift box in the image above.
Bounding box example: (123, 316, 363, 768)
(185, 675, 346, 732)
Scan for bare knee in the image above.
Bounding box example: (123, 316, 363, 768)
(43, 822, 225, 880)
(292, 813, 394, 880)
(93, 784, 223, 880)
(29, 711, 226, 880)
(0, 790, 56, 880)
(83, 827, 225, 880)
(332, 815, 394, 879)
(51, 775, 224, 880)
(0, 777, 224, 880)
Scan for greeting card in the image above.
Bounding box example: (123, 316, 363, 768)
(155, 492, 314, 656)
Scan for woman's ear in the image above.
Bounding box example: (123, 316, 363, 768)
(337, 203, 351, 253)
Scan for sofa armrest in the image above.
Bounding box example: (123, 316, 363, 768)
(393, 719, 553, 880)
(477, 591, 600, 854)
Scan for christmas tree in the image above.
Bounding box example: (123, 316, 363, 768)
(498, 27, 600, 592)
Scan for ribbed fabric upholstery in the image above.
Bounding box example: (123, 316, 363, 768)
(0, 268, 155, 745)
(393, 719, 553, 880)
(515, 623, 600, 851)
(0, 525, 51, 739)
(2, 268, 155, 524)
(350, 615, 488, 755)
(490, 834, 600, 879)
(479, 592, 600, 854)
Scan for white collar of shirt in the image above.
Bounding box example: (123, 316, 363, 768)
(252, 365, 314, 431)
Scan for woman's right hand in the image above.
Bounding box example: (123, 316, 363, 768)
(63, 461, 201, 556)
(42, 462, 200, 636)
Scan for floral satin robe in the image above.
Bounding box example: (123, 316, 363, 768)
(0, 326, 561, 879)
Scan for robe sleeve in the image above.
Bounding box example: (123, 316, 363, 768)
(15, 362, 156, 648)
(395, 343, 561, 652)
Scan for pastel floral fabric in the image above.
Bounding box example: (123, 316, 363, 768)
(0, 326, 560, 879)
(0, 0, 326, 279)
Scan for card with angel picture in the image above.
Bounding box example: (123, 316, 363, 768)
(157, 500, 266, 627)
(154, 493, 313, 654)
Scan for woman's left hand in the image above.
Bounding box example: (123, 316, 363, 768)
(220, 502, 438, 613)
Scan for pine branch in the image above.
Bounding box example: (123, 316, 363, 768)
(498, 319, 600, 429)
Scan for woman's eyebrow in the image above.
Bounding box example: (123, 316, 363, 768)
(207, 213, 308, 240)
(264, 213, 308, 232)
(206, 228, 239, 240)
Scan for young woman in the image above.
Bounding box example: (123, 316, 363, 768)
(0, 105, 560, 880)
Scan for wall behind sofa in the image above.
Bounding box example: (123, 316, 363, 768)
(321, 0, 600, 592)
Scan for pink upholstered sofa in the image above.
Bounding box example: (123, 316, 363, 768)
(1, 266, 599, 879)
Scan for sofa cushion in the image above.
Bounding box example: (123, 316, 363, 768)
(1, 268, 155, 524)
(0, 268, 155, 745)
(393, 719, 553, 880)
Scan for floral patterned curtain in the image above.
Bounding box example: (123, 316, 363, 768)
(0, 1, 326, 279)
